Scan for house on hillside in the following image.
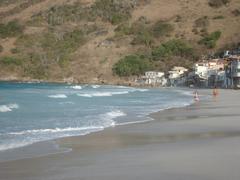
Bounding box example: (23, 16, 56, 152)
(193, 59, 226, 87)
(225, 56, 240, 88)
(137, 71, 167, 86)
(168, 66, 188, 86)
(194, 61, 209, 81)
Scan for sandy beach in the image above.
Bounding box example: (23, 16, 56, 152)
(0, 89, 240, 180)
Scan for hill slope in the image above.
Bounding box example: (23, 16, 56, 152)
(0, 0, 240, 84)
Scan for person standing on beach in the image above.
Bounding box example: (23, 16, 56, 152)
(194, 90, 199, 102)
(213, 86, 219, 97)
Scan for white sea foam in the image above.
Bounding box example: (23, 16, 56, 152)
(116, 118, 154, 126)
(136, 89, 149, 92)
(70, 85, 82, 90)
(91, 85, 100, 89)
(0, 142, 30, 152)
(8, 126, 103, 136)
(0, 110, 126, 151)
(48, 94, 67, 98)
(0, 104, 19, 113)
(99, 110, 126, 127)
(106, 110, 126, 119)
(59, 102, 75, 105)
(77, 94, 93, 98)
(77, 91, 129, 98)
(113, 91, 129, 95)
(0, 126, 103, 151)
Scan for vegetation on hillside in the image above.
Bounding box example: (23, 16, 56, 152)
(0, 44, 3, 53)
(0, 56, 22, 66)
(113, 55, 152, 76)
(213, 15, 225, 19)
(13, 28, 88, 78)
(114, 39, 197, 76)
(152, 39, 194, 60)
(208, 0, 230, 8)
(152, 21, 174, 38)
(31, 0, 137, 26)
(0, 0, 239, 82)
(115, 19, 174, 47)
(93, 0, 135, 25)
(199, 31, 222, 48)
(0, 20, 24, 38)
(0, 0, 46, 19)
(232, 9, 240, 16)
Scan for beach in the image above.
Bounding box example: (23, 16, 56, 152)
(0, 89, 240, 180)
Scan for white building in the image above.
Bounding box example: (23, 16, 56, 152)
(227, 58, 240, 88)
(140, 71, 167, 86)
(193, 59, 227, 87)
(194, 61, 209, 80)
(168, 66, 188, 86)
(194, 59, 225, 80)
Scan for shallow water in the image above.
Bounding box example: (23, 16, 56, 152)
(0, 82, 193, 151)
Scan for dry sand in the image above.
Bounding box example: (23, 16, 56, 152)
(0, 89, 240, 180)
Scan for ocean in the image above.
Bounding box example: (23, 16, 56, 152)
(0, 82, 194, 152)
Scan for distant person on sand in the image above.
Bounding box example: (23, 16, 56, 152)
(213, 86, 219, 97)
(194, 90, 199, 102)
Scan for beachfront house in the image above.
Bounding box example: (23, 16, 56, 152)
(139, 71, 167, 86)
(193, 59, 226, 87)
(225, 56, 240, 88)
(168, 66, 188, 86)
(194, 61, 209, 80)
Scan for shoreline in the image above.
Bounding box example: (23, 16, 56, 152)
(1, 79, 237, 90)
(0, 87, 196, 162)
(0, 78, 139, 88)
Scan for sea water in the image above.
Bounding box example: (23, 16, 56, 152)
(0, 82, 194, 152)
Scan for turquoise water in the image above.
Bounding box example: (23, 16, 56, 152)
(0, 82, 193, 151)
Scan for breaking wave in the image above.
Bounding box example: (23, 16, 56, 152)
(99, 110, 126, 127)
(48, 94, 68, 98)
(70, 85, 82, 90)
(77, 91, 129, 98)
(0, 110, 126, 151)
(7, 126, 103, 136)
(0, 104, 19, 113)
(91, 85, 100, 89)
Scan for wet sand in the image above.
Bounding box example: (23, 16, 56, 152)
(0, 89, 240, 180)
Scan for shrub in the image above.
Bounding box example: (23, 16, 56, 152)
(131, 30, 153, 47)
(208, 0, 230, 8)
(0, 45, 3, 53)
(194, 16, 209, 28)
(92, 0, 134, 25)
(0, 0, 46, 20)
(60, 29, 86, 52)
(45, 3, 95, 25)
(113, 55, 152, 76)
(152, 39, 193, 60)
(199, 31, 221, 48)
(0, 56, 22, 65)
(152, 21, 174, 38)
(129, 19, 155, 47)
(39, 29, 86, 67)
(232, 9, 240, 16)
(114, 23, 132, 36)
(0, 20, 24, 38)
(10, 48, 19, 54)
(0, 0, 17, 6)
(111, 13, 129, 25)
(213, 15, 225, 19)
